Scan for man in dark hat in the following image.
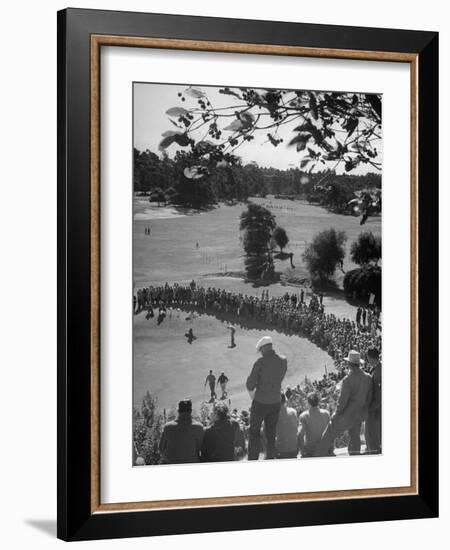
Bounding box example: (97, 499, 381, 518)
(159, 399, 204, 464)
(314, 350, 373, 457)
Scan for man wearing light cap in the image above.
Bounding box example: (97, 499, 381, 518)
(246, 336, 287, 460)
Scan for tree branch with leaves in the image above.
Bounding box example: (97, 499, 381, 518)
(159, 86, 382, 179)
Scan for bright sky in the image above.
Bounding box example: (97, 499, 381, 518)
(133, 82, 381, 175)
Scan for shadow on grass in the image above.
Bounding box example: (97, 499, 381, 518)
(172, 204, 218, 216)
(319, 285, 346, 301)
(250, 273, 282, 288)
(201, 271, 283, 289)
(273, 251, 292, 261)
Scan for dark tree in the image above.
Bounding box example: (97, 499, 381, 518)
(240, 203, 276, 280)
(344, 266, 381, 306)
(242, 163, 268, 197)
(303, 228, 347, 286)
(134, 148, 176, 193)
(171, 150, 217, 208)
(165, 186, 177, 203)
(272, 226, 289, 252)
(350, 231, 381, 266)
(149, 187, 166, 206)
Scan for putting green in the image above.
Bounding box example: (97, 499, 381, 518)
(133, 309, 333, 413)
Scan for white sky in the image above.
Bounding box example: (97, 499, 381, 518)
(133, 82, 381, 175)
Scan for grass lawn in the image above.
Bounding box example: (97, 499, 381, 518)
(133, 196, 380, 412)
(133, 196, 381, 290)
(133, 309, 333, 412)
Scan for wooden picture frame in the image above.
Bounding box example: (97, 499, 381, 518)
(57, 8, 438, 541)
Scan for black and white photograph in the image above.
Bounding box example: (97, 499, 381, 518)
(132, 82, 383, 466)
(0, 0, 442, 546)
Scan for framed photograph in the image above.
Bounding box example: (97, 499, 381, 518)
(57, 8, 438, 541)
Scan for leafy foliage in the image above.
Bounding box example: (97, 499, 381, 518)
(350, 231, 381, 266)
(161, 86, 382, 175)
(303, 228, 347, 286)
(133, 391, 165, 465)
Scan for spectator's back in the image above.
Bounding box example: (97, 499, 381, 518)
(201, 418, 242, 462)
(276, 405, 298, 456)
(160, 415, 204, 464)
(299, 407, 330, 456)
(336, 368, 373, 424)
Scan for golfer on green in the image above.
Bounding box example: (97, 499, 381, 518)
(204, 370, 216, 400)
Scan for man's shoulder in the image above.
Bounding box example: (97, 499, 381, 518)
(273, 352, 287, 367)
(163, 420, 178, 429)
(299, 410, 309, 420)
(319, 408, 330, 419)
(373, 365, 382, 380)
(287, 407, 297, 417)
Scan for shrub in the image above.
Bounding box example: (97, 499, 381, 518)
(350, 231, 381, 266)
(343, 266, 381, 306)
(149, 187, 166, 205)
(133, 391, 165, 465)
(303, 228, 347, 287)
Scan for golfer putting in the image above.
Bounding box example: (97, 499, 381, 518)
(227, 325, 236, 348)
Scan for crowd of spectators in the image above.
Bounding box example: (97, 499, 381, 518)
(133, 281, 382, 464)
(134, 281, 381, 373)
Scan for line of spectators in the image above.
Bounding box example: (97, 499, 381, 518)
(159, 399, 245, 464)
(134, 281, 381, 370)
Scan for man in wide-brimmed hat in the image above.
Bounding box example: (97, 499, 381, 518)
(246, 336, 287, 460)
(314, 350, 373, 457)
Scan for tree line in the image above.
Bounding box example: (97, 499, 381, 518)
(134, 147, 381, 212)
